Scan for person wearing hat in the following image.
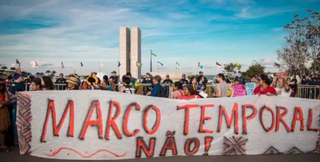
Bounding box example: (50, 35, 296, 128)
(179, 74, 189, 85)
(197, 71, 208, 91)
(67, 76, 80, 90)
(0, 79, 11, 152)
(55, 73, 67, 90)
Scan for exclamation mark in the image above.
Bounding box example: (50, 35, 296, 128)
(203, 136, 213, 156)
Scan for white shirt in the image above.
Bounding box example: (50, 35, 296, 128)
(275, 87, 291, 97)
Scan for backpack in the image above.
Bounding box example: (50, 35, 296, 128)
(157, 86, 168, 98)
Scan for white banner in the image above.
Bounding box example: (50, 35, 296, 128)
(17, 91, 320, 160)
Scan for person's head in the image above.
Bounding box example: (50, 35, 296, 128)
(238, 73, 242, 77)
(234, 79, 239, 85)
(251, 76, 257, 83)
(29, 75, 35, 83)
(59, 73, 64, 78)
(166, 74, 170, 79)
(92, 72, 97, 77)
(277, 77, 286, 88)
(182, 74, 186, 79)
(101, 81, 108, 88)
(31, 78, 42, 91)
(190, 76, 196, 84)
(287, 78, 291, 84)
(123, 77, 131, 86)
(111, 71, 116, 77)
(67, 76, 79, 89)
(292, 78, 297, 84)
(109, 78, 114, 84)
(14, 73, 24, 83)
(126, 72, 132, 79)
(146, 73, 151, 79)
(217, 73, 225, 82)
(153, 75, 161, 85)
(183, 84, 197, 96)
(173, 81, 183, 91)
(258, 74, 271, 86)
(199, 71, 204, 76)
(198, 75, 204, 83)
(103, 75, 108, 82)
(81, 82, 88, 90)
(42, 76, 55, 90)
(306, 74, 311, 80)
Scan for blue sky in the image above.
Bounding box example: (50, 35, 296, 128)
(0, 0, 319, 75)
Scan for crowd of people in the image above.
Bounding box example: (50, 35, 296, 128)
(0, 69, 320, 152)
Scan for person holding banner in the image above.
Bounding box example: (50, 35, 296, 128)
(254, 74, 276, 96)
(0, 81, 10, 152)
(214, 73, 230, 98)
(179, 84, 200, 100)
(275, 77, 291, 97)
(66, 76, 80, 90)
(172, 82, 184, 99)
(120, 77, 135, 94)
(30, 78, 43, 91)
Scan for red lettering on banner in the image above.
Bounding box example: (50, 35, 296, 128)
(123, 103, 141, 137)
(143, 105, 161, 135)
(275, 106, 291, 132)
(203, 136, 214, 156)
(184, 138, 200, 156)
(291, 107, 305, 132)
(79, 101, 103, 140)
(307, 109, 320, 131)
(177, 104, 200, 135)
(199, 105, 214, 134)
(135, 137, 156, 158)
(259, 106, 275, 132)
(105, 101, 122, 140)
(218, 103, 239, 134)
(242, 104, 257, 134)
(40, 100, 74, 143)
(159, 136, 178, 156)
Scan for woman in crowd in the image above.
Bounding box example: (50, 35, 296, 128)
(100, 81, 113, 91)
(42, 76, 55, 90)
(172, 82, 184, 99)
(231, 79, 246, 97)
(0, 81, 11, 152)
(179, 84, 200, 100)
(190, 76, 197, 91)
(275, 77, 291, 97)
(31, 78, 43, 91)
(66, 76, 80, 90)
(119, 77, 135, 94)
(81, 82, 89, 90)
(109, 78, 116, 91)
(254, 74, 276, 96)
(288, 78, 298, 97)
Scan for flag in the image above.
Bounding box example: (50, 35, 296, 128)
(216, 62, 222, 67)
(61, 62, 65, 69)
(235, 62, 241, 69)
(136, 62, 142, 67)
(16, 59, 20, 65)
(35, 61, 39, 67)
(80, 62, 83, 67)
(198, 62, 200, 68)
(200, 65, 203, 69)
(99, 62, 104, 67)
(157, 61, 163, 67)
(151, 52, 157, 57)
(118, 61, 121, 67)
(176, 62, 180, 69)
(274, 62, 280, 69)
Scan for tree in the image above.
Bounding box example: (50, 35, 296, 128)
(224, 63, 236, 73)
(305, 10, 320, 74)
(245, 64, 265, 79)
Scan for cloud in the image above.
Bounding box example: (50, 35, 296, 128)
(40, 63, 53, 67)
(235, 7, 296, 19)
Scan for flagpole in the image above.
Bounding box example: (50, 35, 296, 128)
(150, 49, 152, 72)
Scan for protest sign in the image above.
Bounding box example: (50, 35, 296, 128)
(232, 84, 246, 97)
(17, 91, 320, 160)
(246, 82, 257, 96)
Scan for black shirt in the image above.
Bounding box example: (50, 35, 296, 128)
(180, 79, 189, 85)
(163, 79, 173, 85)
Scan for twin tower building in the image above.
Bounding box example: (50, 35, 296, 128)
(119, 27, 141, 79)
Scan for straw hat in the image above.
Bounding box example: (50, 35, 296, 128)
(67, 76, 79, 86)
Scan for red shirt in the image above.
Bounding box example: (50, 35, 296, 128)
(179, 95, 200, 100)
(254, 86, 276, 95)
